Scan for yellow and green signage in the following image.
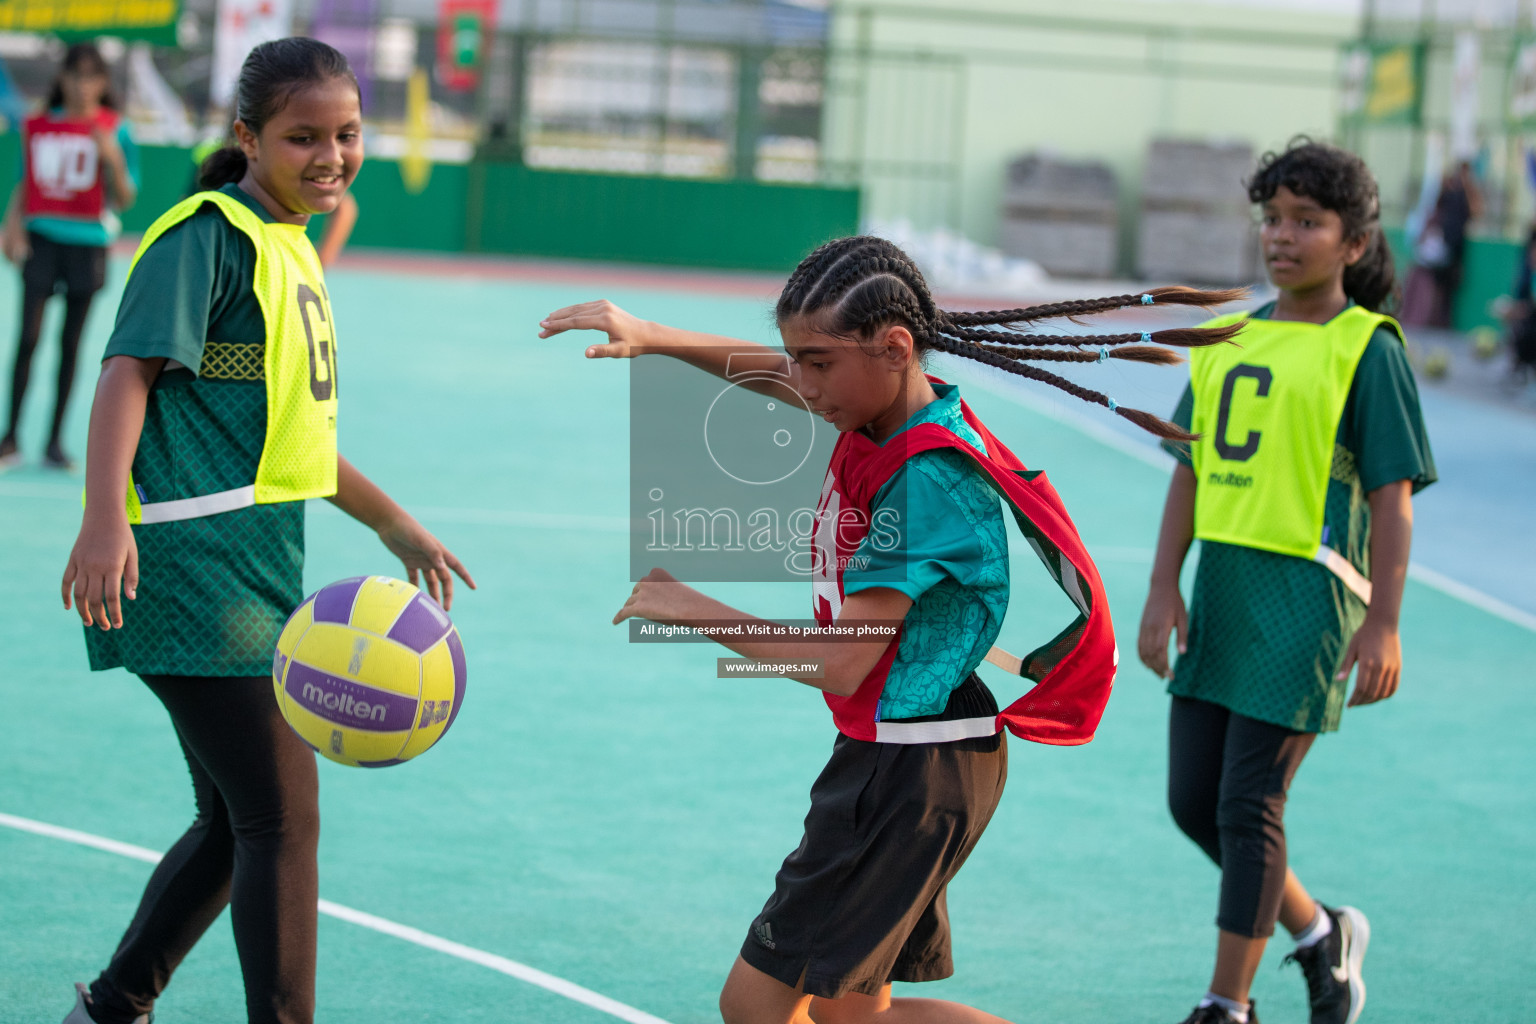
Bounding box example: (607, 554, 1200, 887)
(1340, 42, 1423, 125)
(0, 0, 179, 43)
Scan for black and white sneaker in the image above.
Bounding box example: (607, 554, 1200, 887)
(1284, 904, 1370, 1024)
(1177, 1001, 1259, 1024)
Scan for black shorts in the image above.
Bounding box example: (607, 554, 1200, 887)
(22, 231, 106, 297)
(740, 674, 1007, 998)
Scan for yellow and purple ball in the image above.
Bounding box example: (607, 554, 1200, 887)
(272, 576, 467, 767)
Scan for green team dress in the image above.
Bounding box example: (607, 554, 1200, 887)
(1163, 302, 1437, 733)
(85, 184, 307, 678)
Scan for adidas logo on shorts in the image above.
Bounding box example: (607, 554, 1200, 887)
(754, 920, 776, 950)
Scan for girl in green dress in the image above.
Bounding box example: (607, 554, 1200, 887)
(1139, 139, 1435, 1024)
(58, 39, 473, 1024)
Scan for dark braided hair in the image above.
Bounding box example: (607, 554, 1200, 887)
(775, 236, 1244, 441)
(1247, 137, 1395, 312)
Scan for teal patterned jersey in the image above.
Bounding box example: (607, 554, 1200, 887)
(843, 385, 1010, 720)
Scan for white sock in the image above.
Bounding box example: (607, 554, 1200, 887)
(1198, 992, 1250, 1022)
(1293, 903, 1333, 949)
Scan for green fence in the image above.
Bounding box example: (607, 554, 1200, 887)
(0, 137, 860, 273)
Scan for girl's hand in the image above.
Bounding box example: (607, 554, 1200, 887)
(538, 300, 652, 358)
(1339, 618, 1402, 706)
(91, 124, 123, 165)
(1137, 582, 1188, 680)
(3, 224, 29, 265)
(613, 567, 695, 625)
(377, 514, 476, 611)
(62, 512, 138, 629)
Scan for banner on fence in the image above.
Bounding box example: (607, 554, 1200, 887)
(1339, 42, 1422, 126)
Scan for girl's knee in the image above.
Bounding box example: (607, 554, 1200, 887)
(1168, 784, 1218, 850)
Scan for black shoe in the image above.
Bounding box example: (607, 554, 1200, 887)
(1178, 1001, 1259, 1024)
(1283, 904, 1370, 1024)
(44, 440, 75, 471)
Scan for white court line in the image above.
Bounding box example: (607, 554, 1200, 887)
(1405, 563, 1536, 633)
(942, 355, 1536, 636)
(0, 811, 674, 1024)
(5, 408, 1532, 635)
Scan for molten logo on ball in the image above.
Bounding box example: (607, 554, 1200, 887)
(272, 575, 467, 768)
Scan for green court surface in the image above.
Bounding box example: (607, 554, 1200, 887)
(2, 255, 1532, 1023)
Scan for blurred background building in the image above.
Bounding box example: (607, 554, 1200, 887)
(1, 0, 1533, 326)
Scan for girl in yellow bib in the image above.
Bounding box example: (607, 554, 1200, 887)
(1138, 140, 1436, 1024)
(56, 40, 473, 1024)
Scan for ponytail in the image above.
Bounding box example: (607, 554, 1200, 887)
(1343, 225, 1397, 313)
(197, 145, 247, 189)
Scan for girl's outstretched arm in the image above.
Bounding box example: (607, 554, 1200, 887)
(1138, 462, 1196, 679)
(613, 568, 911, 695)
(62, 355, 163, 628)
(1339, 479, 1412, 706)
(539, 299, 803, 397)
(327, 456, 476, 610)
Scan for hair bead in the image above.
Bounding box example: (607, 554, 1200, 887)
(1097, 346, 1109, 363)
(1107, 397, 1119, 411)
(1140, 294, 1154, 305)
(1141, 331, 1153, 343)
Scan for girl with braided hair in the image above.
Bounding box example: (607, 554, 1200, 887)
(1138, 139, 1436, 1024)
(540, 236, 1237, 1024)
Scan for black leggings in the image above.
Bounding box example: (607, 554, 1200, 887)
(1167, 696, 1316, 939)
(88, 676, 319, 1024)
(5, 280, 94, 444)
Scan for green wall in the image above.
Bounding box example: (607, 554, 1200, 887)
(0, 136, 859, 272)
(465, 162, 859, 270)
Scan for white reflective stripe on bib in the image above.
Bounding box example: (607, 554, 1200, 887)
(1313, 544, 1372, 605)
(873, 715, 1000, 745)
(137, 485, 256, 524)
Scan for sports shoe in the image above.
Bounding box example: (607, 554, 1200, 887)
(62, 982, 153, 1024)
(44, 440, 75, 471)
(0, 435, 19, 473)
(1283, 904, 1369, 1024)
(1177, 1001, 1260, 1024)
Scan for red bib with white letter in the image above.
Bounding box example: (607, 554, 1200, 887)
(23, 110, 117, 220)
(811, 381, 1118, 745)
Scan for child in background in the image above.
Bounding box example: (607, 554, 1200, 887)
(542, 236, 1239, 1024)
(1138, 139, 1436, 1024)
(59, 38, 471, 1024)
(1, 42, 137, 471)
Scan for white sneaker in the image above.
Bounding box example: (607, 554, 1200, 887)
(61, 982, 153, 1024)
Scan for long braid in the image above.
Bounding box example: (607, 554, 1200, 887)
(776, 236, 1244, 440)
(941, 323, 1243, 351)
(945, 285, 1249, 326)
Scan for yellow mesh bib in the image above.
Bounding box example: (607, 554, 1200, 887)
(122, 190, 339, 523)
(1188, 305, 1400, 602)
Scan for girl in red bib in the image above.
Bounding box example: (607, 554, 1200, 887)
(541, 236, 1238, 1023)
(1, 43, 137, 471)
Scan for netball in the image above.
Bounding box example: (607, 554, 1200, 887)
(272, 575, 466, 768)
